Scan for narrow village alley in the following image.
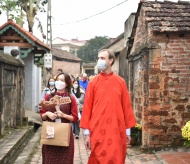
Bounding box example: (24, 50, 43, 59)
(0, 1, 190, 164)
(0, 122, 190, 164)
(26, 127, 190, 164)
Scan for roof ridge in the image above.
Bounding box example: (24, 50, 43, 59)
(51, 48, 81, 61)
(0, 19, 50, 50)
(143, 1, 190, 6)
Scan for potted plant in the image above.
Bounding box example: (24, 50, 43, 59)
(181, 121, 190, 148)
(130, 123, 142, 146)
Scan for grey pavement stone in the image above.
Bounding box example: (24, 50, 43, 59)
(0, 126, 34, 164)
(15, 127, 42, 164)
(25, 109, 42, 125)
(25, 128, 190, 164)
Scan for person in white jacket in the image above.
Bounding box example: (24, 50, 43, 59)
(71, 79, 85, 139)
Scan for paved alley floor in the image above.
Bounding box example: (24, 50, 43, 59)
(28, 130, 190, 164)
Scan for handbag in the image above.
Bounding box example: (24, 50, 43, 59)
(40, 101, 72, 147)
(40, 121, 71, 146)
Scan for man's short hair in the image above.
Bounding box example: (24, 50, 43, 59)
(98, 49, 115, 65)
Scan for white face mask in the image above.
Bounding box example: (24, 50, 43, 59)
(97, 59, 107, 71)
(55, 81, 66, 90)
(73, 84, 78, 89)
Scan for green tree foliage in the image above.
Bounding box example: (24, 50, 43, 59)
(19, 0, 48, 32)
(0, 0, 18, 20)
(77, 36, 110, 62)
(0, 0, 47, 37)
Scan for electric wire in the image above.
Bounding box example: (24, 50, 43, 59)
(52, 0, 128, 26)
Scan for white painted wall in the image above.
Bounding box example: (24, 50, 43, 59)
(52, 37, 86, 56)
(112, 56, 119, 75)
(23, 54, 33, 111)
(61, 45, 70, 52)
(52, 38, 86, 46)
(33, 65, 42, 112)
(23, 54, 42, 111)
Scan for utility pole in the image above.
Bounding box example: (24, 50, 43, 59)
(44, 0, 53, 87)
(47, 0, 52, 49)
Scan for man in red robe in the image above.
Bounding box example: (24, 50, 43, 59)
(80, 49, 136, 164)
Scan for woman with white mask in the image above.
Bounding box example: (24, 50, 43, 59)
(41, 77, 56, 100)
(71, 79, 85, 139)
(40, 72, 78, 164)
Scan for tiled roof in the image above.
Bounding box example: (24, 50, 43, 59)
(142, 1, 190, 32)
(53, 37, 87, 43)
(52, 37, 69, 42)
(51, 48, 82, 62)
(71, 39, 87, 43)
(0, 19, 50, 50)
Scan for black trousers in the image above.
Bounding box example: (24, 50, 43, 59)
(71, 120, 80, 136)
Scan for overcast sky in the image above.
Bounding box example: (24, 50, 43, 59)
(45, 0, 140, 40)
(0, 0, 180, 41)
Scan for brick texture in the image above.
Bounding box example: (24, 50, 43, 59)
(53, 60, 80, 76)
(127, 1, 190, 149)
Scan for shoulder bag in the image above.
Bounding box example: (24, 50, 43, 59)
(40, 96, 72, 147)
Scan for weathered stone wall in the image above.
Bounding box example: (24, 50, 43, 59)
(119, 48, 128, 82)
(0, 53, 25, 135)
(130, 8, 150, 56)
(128, 52, 149, 128)
(127, 2, 190, 149)
(53, 60, 81, 76)
(145, 33, 190, 148)
(42, 60, 81, 89)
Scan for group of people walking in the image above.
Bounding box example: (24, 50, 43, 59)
(40, 49, 136, 164)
